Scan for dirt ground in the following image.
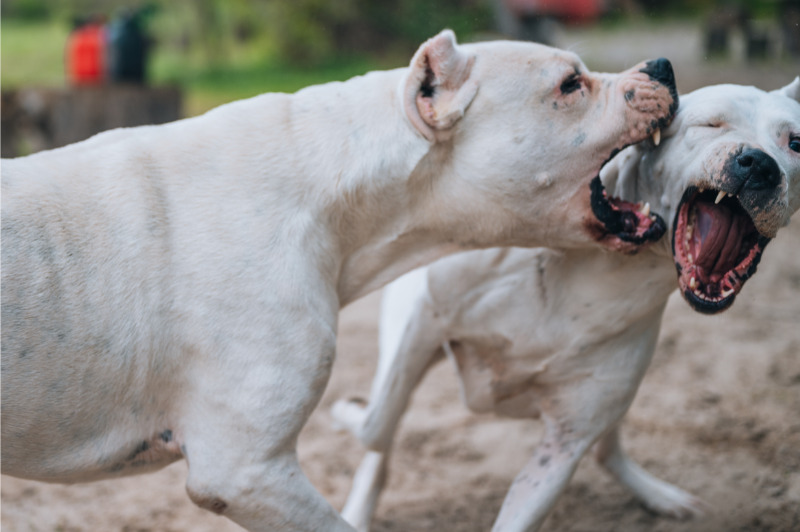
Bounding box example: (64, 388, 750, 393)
(2, 23, 799, 532)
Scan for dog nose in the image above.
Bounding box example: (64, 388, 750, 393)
(735, 148, 782, 190)
(639, 58, 676, 91)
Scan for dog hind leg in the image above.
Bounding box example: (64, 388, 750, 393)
(593, 424, 707, 519)
(340, 449, 391, 532)
(332, 269, 443, 530)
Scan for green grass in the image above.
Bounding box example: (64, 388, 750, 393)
(1, 19, 71, 88)
(175, 58, 394, 116)
(1, 17, 395, 116)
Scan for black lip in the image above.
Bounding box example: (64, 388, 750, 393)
(590, 175, 667, 244)
(682, 289, 736, 314)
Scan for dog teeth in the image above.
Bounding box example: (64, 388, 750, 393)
(721, 288, 735, 298)
(715, 191, 727, 204)
(688, 253, 693, 263)
(640, 202, 651, 216)
(652, 129, 661, 146)
(690, 276, 698, 290)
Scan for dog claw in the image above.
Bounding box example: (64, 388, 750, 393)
(652, 128, 661, 146)
(715, 190, 727, 204)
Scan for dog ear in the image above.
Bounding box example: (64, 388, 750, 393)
(403, 30, 479, 142)
(599, 145, 643, 200)
(773, 76, 800, 102)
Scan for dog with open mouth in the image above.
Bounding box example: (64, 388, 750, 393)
(331, 78, 800, 532)
(1, 31, 678, 531)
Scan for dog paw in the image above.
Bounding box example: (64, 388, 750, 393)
(330, 397, 368, 433)
(640, 485, 710, 520)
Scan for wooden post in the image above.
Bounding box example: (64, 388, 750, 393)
(1, 85, 182, 158)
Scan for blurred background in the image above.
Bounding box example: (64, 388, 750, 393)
(1, 0, 798, 157)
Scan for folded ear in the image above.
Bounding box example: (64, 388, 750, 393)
(599, 145, 643, 200)
(772, 76, 800, 102)
(403, 30, 479, 142)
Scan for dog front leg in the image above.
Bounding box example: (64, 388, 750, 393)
(179, 339, 354, 532)
(491, 419, 597, 532)
(593, 424, 707, 519)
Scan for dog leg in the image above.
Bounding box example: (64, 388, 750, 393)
(340, 449, 391, 532)
(178, 335, 354, 532)
(491, 418, 598, 532)
(593, 424, 707, 519)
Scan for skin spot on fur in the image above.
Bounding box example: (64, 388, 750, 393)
(188, 490, 229, 515)
(539, 455, 551, 466)
(571, 132, 587, 147)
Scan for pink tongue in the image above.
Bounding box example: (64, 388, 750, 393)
(694, 202, 742, 280)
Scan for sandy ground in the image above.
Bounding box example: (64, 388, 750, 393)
(2, 22, 799, 532)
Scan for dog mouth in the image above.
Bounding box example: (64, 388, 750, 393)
(590, 153, 667, 247)
(672, 187, 770, 314)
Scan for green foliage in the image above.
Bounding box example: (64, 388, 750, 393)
(2, 0, 489, 115)
(0, 19, 70, 87)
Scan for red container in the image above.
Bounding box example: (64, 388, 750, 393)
(67, 22, 106, 85)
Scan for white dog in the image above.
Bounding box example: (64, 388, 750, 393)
(331, 78, 800, 532)
(1, 31, 676, 531)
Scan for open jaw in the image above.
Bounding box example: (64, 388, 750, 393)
(590, 153, 667, 247)
(672, 187, 770, 314)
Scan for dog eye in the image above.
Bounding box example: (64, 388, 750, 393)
(559, 74, 582, 95)
(790, 137, 800, 153)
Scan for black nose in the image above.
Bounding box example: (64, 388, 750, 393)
(639, 58, 676, 92)
(734, 148, 782, 190)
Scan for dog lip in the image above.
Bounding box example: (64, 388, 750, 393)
(590, 174, 667, 245)
(671, 186, 770, 314)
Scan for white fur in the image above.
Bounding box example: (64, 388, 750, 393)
(0, 31, 677, 531)
(331, 80, 800, 532)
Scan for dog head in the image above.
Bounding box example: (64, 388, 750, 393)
(401, 30, 677, 252)
(601, 78, 800, 313)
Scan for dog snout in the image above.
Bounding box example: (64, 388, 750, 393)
(639, 58, 676, 93)
(732, 148, 782, 191)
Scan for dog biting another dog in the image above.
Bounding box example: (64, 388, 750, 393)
(1, 31, 676, 531)
(331, 79, 800, 532)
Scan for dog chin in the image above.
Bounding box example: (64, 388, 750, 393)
(671, 186, 771, 314)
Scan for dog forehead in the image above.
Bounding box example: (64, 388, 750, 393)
(468, 40, 582, 84)
(677, 85, 800, 149)
(681, 84, 799, 125)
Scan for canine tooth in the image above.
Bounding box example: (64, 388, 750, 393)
(690, 276, 698, 290)
(688, 253, 693, 263)
(721, 288, 735, 298)
(715, 190, 727, 204)
(640, 202, 651, 216)
(652, 128, 661, 146)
